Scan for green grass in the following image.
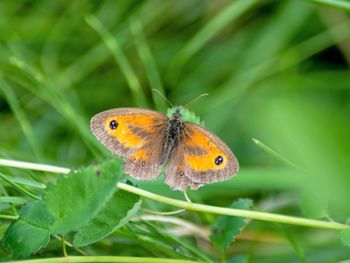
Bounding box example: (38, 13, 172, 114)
(1, 0, 350, 262)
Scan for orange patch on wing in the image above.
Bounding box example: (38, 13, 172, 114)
(104, 114, 155, 148)
(132, 149, 149, 161)
(184, 129, 227, 171)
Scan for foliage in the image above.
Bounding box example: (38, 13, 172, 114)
(210, 198, 252, 251)
(45, 159, 123, 235)
(73, 185, 141, 247)
(1, 0, 350, 262)
(340, 229, 350, 248)
(2, 159, 141, 259)
(3, 201, 53, 258)
(167, 106, 204, 126)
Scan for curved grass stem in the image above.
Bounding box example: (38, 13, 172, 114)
(118, 183, 348, 231)
(0, 158, 348, 231)
(9, 256, 198, 263)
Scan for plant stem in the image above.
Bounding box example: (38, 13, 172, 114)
(0, 159, 70, 174)
(9, 256, 198, 263)
(117, 183, 348, 231)
(0, 214, 19, 220)
(61, 235, 68, 257)
(0, 158, 349, 231)
(54, 236, 87, 256)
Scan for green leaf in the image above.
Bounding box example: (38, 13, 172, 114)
(277, 225, 306, 263)
(2, 201, 54, 259)
(44, 158, 123, 234)
(299, 188, 328, 219)
(210, 199, 253, 251)
(340, 228, 350, 247)
(73, 189, 141, 247)
(167, 106, 204, 126)
(3, 221, 50, 259)
(19, 200, 55, 228)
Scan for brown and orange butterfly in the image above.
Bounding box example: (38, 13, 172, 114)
(90, 107, 239, 191)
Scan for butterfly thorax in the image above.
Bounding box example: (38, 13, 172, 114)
(160, 109, 184, 165)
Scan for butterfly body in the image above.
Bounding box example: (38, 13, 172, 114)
(91, 107, 238, 191)
(160, 108, 184, 165)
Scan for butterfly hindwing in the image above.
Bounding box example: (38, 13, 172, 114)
(165, 142, 203, 191)
(124, 125, 166, 180)
(181, 122, 239, 184)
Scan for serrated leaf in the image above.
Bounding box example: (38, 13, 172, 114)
(340, 228, 350, 247)
(73, 189, 141, 247)
(2, 201, 54, 259)
(44, 158, 123, 234)
(3, 221, 50, 259)
(210, 199, 253, 251)
(167, 106, 204, 126)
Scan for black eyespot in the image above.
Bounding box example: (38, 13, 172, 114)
(179, 171, 185, 177)
(215, 156, 224, 165)
(141, 161, 146, 166)
(109, 120, 118, 130)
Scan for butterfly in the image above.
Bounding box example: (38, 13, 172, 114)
(90, 107, 239, 191)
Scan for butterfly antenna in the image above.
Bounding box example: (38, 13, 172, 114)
(152, 89, 174, 107)
(185, 93, 209, 108)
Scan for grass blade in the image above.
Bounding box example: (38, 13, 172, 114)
(0, 173, 40, 200)
(252, 138, 300, 170)
(130, 18, 167, 111)
(170, 0, 259, 78)
(86, 15, 148, 107)
(0, 196, 26, 205)
(311, 0, 350, 11)
(0, 78, 42, 160)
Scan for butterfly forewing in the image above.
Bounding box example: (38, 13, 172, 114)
(90, 108, 168, 180)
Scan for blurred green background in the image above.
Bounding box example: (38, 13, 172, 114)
(1, 0, 350, 261)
